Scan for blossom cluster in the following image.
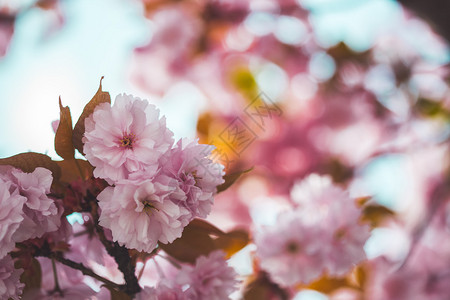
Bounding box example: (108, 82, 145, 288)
(137, 250, 238, 300)
(255, 174, 370, 286)
(0, 166, 61, 299)
(83, 94, 225, 252)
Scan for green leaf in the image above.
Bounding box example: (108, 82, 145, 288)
(72, 77, 111, 155)
(217, 167, 253, 193)
(55, 97, 75, 159)
(0, 152, 61, 180)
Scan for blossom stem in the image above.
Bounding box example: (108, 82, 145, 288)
(51, 258, 62, 294)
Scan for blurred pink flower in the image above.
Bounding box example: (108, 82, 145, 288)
(176, 250, 239, 300)
(135, 286, 158, 300)
(255, 208, 324, 286)
(21, 257, 96, 300)
(0, 174, 26, 258)
(256, 174, 370, 285)
(83, 94, 173, 184)
(98, 176, 190, 253)
(0, 255, 23, 300)
(160, 138, 225, 219)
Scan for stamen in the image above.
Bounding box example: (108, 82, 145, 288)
(119, 133, 135, 149)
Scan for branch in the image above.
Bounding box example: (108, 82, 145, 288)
(88, 190, 141, 296)
(50, 253, 124, 291)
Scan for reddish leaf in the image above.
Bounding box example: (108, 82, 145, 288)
(104, 286, 131, 300)
(188, 218, 225, 236)
(243, 274, 289, 300)
(361, 204, 395, 227)
(214, 229, 250, 258)
(56, 159, 93, 183)
(17, 258, 42, 294)
(304, 275, 351, 294)
(159, 219, 221, 264)
(217, 167, 253, 193)
(55, 97, 75, 159)
(0, 152, 61, 180)
(72, 77, 111, 155)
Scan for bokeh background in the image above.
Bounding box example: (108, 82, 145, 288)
(2, 0, 450, 299)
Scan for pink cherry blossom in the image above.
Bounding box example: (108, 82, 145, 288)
(83, 94, 174, 183)
(254, 208, 324, 286)
(0, 174, 26, 258)
(0, 255, 24, 300)
(160, 138, 225, 219)
(98, 176, 190, 253)
(8, 167, 60, 242)
(291, 174, 370, 275)
(255, 174, 370, 286)
(175, 250, 239, 300)
(0, 166, 60, 244)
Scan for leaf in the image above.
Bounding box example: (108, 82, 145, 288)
(17, 258, 42, 293)
(214, 229, 250, 258)
(104, 286, 131, 300)
(217, 167, 253, 193)
(72, 77, 111, 155)
(159, 219, 222, 264)
(188, 218, 225, 236)
(56, 159, 93, 183)
(361, 204, 395, 227)
(304, 275, 351, 294)
(0, 152, 61, 180)
(243, 274, 289, 300)
(55, 97, 75, 159)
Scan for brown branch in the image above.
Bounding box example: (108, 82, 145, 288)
(88, 190, 141, 296)
(50, 253, 123, 291)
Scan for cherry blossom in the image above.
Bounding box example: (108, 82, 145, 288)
(0, 255, 23, 300)
(160, 138, 225, 219)
(175, 250, 239, 300)
(98, 176, 190, 252)
(83, 94, 174, 184)
(0, 174, 26, 259)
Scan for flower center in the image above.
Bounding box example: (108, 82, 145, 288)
(119, 133, 135, 149)
(142, 200, 159, 216)
(286, 240, 300, 254)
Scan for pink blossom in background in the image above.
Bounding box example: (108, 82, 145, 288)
(255, 208, 324, 286)
(98, 176, 190, 253)
(175, 250, 239, 300)
(22, 257, 96, 300)
(0, 255, 23, 300)
(255, 174, 370, 285)
(160, 138, 225, 219)
(83, 94, 174, 184)
(135, 286, 158, 300)
(0, 173, 25, 258)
